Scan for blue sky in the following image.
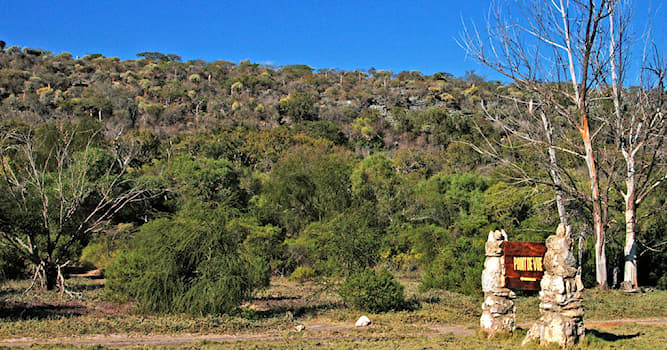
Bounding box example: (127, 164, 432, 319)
(1, 0, 664, 79)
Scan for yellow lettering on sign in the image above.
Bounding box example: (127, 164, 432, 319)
(513, 257, 543, 272)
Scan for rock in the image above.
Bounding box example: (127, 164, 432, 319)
(485, 240, 504, 256)
(481, 269, 504, 292)
(480, 229, 515, 336)
(295, 324, 306, 332)
(482, 295, 515, 315)
(523, 224, 585, 347)
(485, 230, 508, 256)
(355, 316, 371, 327)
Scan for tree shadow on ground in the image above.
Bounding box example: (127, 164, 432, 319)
(0, 302, 85, 320)
(252, 301, 343, 319)
(587, 329, 641, 341)
(68, 282, 104, 293)
(253, 295, 300, 301)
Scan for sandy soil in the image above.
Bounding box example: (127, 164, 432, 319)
(1, 318, 665, 348)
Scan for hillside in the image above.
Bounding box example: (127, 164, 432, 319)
(0, 45, 665, 309)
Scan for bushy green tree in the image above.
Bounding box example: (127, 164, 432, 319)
(277, 92, 318, 123)
(106, 202, 270, 314)
(293, 202, 386, 274)
(420, 236, 484, 296)
(258, 144, 354, 234)
(339, 269, 405, 312)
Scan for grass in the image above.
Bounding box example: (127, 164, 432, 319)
(1, 274, 666, 349)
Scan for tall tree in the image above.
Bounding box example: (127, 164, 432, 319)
(604, 2, 666, 290)
(459, 0, 637, 288)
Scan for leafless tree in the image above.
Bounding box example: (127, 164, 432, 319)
(0, 122, 160, 293)
(461, 0, 665, 289)
(458, 0, 638, 289)
(604, 2, 666, 290)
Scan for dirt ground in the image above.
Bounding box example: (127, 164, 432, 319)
(1, 319, 665, 348)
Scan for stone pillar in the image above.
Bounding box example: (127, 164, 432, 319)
(523, 224, 585, 347)
(480, 229, 516, 336)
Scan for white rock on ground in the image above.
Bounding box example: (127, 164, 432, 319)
(355, 316, 371, 327)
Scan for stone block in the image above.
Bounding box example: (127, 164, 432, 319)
(485, 241, 504, 256)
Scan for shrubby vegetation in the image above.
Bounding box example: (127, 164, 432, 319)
(0, 44, 664, 314)
(106, 203, 271, 314)
(339, 269, 405, 312)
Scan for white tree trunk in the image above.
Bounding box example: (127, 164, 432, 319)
(622, 152, 638, 290)
(582, 118, 607, 289)
(541, 112, 568, 227)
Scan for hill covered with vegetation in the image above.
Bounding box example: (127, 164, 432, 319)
(0, 42, 664, 314)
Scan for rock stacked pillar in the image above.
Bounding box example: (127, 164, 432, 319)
(523, 224, 585, 347)
(480, 229, 516, 336)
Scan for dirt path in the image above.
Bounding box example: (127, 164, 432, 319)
(1, 318, 665, 348)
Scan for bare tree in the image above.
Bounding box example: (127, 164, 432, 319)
(0, 121, 159, 293)
(459, 0, 627, 288)
(605, 2, 666, 289)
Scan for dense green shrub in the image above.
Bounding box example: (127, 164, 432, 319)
(0, 244, 27, 280)
(338, 269, 405, 312)
(420, 236, 484, 296)
(657, 275, 667, 290)
(289, 266, 317, 282)
(105, 202, 271, 315)
(295, 203, 385, 275)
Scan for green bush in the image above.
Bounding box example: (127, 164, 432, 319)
(420, 236, 484, 296)
(339, 269, 405, 313)
(289, 266, 317, 282)
(105, 202, 271, 315)
(0, 244, 27, 280)
(657, 275, 667, 290)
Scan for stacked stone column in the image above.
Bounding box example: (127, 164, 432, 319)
(480, 229, 516, 336)
(523, 224, 585, 347)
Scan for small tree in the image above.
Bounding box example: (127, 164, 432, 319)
(106, 202, 270, 314)
(339, 269, 405, 313)
(0, 120, 157, 292)
(277, 92, 318, 123)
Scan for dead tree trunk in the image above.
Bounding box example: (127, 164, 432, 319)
(580, 115, 607, 289)
(621, 157, 638, 290)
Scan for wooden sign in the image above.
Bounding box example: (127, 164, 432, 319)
(504, 241, 547, 291)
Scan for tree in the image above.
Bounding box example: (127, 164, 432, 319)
(106, 202, 270, 314)
(259, 143, 353, 234)
(604, 5, 667, 289)
(0, 120, 157, 291)
(277, 92, 318, 123)
(458, 0, 649, 289)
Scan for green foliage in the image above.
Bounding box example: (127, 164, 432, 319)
(290, 121, 348, 145)
(106, 202, 271, 314)
(164, 154, 243, 205)
(657, 275, 667, 290)
(136, 52, 181, 62)
(413, 172, 490, 234)
(278, 92, 318, 122)
(420, 236, 484, 296)
(296, 203, 386, 274)
(0, 244, 28, 280)
(79, 223, 135, 272)
(289, 266, 317, 282)
(259, 144, 353, 234)
(338, 268, 405, 313)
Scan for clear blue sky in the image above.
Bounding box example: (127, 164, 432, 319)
(1, 0, 664, 79)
